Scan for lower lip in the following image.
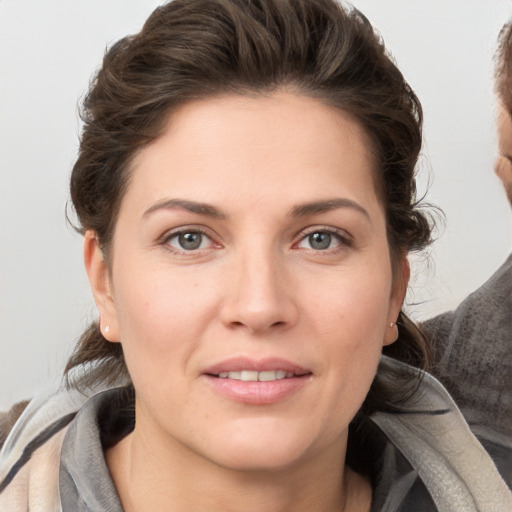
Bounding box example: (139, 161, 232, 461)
(203, 375, 310, 405)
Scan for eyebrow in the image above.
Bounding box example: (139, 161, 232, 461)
(290, 198, 371, 221)
(143, 197, 370, 221)
(143, 199, 227, 219)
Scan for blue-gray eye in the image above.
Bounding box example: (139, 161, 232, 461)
(297, 230, 344, 251)
(308, 232, 332, 250)
(179, 232, 202, 250)
(168, 231, 207, 251)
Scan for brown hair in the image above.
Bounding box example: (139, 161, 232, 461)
(66, 0, 434, 410)
(496, 21, 512, 114)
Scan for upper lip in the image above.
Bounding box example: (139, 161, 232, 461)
(203, 357, 311, 376)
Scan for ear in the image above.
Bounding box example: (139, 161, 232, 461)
(84, 230, 120, 342)
(383, 255, 410, 346)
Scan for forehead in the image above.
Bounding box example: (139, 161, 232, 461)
(123, 92, 381, 216)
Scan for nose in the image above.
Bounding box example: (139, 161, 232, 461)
(219, 246, 299, 334)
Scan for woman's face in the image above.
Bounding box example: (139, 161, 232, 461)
(88, 92, 407, 472)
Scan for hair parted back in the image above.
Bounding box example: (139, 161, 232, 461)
(496, 21, 512, 114)
(67, 0, 434, 411)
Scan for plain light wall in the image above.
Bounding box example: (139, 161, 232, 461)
(1, 0, 511, 409)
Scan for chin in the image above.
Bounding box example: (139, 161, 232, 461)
(196, 419, 340, 473)
(211, 444, 309, 473)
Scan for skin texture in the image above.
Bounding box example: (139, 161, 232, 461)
(495, 102, 512, 204)
(85, 92, 407, 512)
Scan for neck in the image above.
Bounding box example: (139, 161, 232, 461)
(106, 423, 371, 512)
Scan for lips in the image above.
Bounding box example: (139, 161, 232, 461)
(202, 357, 312, 404)
(217, 370, 294, 381)
(204, 357, 310, 376)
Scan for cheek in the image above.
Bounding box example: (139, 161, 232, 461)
(111, 261, 220, 383)
(313, 287, 387, 386)
(290, 271, 389, 449)
(304, 265, 392, 342)
(304, 265, 392, 391)
(496, 158, 512, 185)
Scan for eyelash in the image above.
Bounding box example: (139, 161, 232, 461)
(294, 226, 353, 253)
(159, 225, 353, 255)
(161, 227, 218, 254)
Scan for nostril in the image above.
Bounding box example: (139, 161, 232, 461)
(227, 319, 286, 332)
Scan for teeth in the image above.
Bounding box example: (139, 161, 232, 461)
(216, 370, 294, 381)
(258, 370, 277, 382)
(241, 370, 259, 381)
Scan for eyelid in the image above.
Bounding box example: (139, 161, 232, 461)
(160, 225, 221, 253)
(293, 225, 354, 250)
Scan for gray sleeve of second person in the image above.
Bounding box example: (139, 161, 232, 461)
(421, 254, 512, 487)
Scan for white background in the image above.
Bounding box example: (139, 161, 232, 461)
(1, 0, 511, 409)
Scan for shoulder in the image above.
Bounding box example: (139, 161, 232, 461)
(370, 357, 512, 511)
(0, 424, 69, 512)
(0, 400, 30, 451)
(423, 253, 512, 349)
(0, 384, 130, 511)
(421, 254, 512, 438)
(0, 382, 102, 507)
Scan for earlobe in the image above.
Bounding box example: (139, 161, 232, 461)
(383, 256, 410, 346)
(383, 321, 399, 346)
(83, 230, 120, 342)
